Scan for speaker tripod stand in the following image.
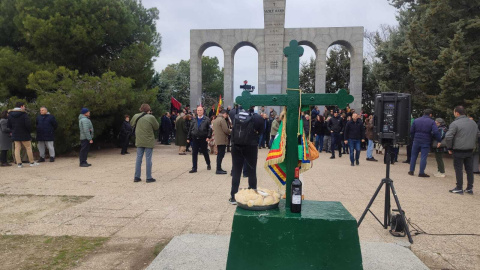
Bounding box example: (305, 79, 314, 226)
(357, 144, 413, 244)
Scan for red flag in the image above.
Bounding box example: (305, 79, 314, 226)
(171, 97, 182, 111)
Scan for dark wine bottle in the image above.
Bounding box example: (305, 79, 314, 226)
(291, 167, 302, 213)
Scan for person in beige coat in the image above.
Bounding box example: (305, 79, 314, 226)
(213, 110, 231, 174)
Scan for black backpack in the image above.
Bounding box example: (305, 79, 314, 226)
(232, 111, 255, 145)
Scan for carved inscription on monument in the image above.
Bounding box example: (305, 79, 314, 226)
(263, 0, 286, 92)
(270, 61, 279, 69)
(264, 8, 285, 13)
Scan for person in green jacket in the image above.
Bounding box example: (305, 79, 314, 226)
(131, 103, 160, 183)
(79, 108, 94, 167)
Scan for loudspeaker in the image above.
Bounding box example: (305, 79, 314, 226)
(373, 92, 411, 145)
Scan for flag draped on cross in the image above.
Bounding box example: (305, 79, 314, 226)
(265, 109, 311, 190)
(265, 118, 287, 189)
(170, 97, 182, 112)
(216, 95, 223, 116)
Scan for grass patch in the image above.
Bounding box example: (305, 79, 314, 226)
(0, 194, 93, 203)
(153, 240, 170, 257)
(0, 235, 108, 270)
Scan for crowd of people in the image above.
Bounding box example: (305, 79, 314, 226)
(307, 106, 479, 195)
(164, 103, 479, 200)
(1, 101, 479, 198)
(1, 102, 58, 167)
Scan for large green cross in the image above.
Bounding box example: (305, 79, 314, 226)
(236, 40, 354, 209)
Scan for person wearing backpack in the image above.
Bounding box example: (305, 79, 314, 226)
(229, 106, 265, 205)
(131, 104, 159, 183)
(187, 106, 212, 173)
(433, 118, 448, 178)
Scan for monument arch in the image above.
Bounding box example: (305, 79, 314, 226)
(232, 44, 260, 98)
(298, 40, 322, 93)
(324, 42, 353, 95)
(232, 41, 258, 55)
(191, 42, 224, 106)
(190, 0, 363, 111)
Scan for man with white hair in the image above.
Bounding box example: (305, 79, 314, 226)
(36, 106, 58, 162)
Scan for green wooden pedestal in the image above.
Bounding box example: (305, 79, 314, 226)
(226, 200, 363, 270)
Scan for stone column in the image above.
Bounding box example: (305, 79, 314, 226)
(257, 45, 266, 96)
(190, 42, 202, 108)
(349, 43, 363, 112)
(315, 46, 327, 111)
(315, 47, 327, 95)
(223, 49, 234, 107)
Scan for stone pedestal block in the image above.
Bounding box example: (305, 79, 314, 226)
(226, 200, 363, 270)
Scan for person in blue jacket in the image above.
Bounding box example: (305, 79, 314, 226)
(36, 107, 58, 162)
(408, 109, 441, 177)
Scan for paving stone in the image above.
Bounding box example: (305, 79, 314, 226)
(146, 234, 429, 270)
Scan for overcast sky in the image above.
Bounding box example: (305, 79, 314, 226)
(142, 0, 398, 98)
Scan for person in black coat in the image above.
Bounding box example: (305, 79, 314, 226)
(119, 115, 132, 155)
(7, 102, 38, 167)
(230, 107, 265, 204)
(264, 115, 272, 148)
(341, 114, 350, 154)
(36, 107, 58, 162)
(258, 114, 268, 149)
(160, 112, 172, 145)
(208, 106, 216, 118)
(170, 111, 177, 140)
(303, 114, 311, 139)
(344, 113, 365, 166)
(187, 106, 212, 173)
(185, 114, 192, 152)
(0, 110, 12, 166)
(313, 115, 326, 152)
(327, 110, 344, 159)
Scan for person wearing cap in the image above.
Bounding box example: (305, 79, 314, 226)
(433, 118, 448, 177)
(78, 107, 94, 167)
(213, 110, 231, 174)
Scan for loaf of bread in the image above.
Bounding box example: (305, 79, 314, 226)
(235, 188, 281, 207)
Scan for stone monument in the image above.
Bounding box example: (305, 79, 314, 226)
(190, 0, 363, 111)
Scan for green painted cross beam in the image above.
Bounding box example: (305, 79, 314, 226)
(235, 40, 354, 209)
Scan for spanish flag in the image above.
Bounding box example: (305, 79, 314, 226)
(216, 95, 223, 115)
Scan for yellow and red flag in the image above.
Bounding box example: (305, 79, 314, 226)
(216, 95, 223, 115)
(265, 109, 311, 191)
